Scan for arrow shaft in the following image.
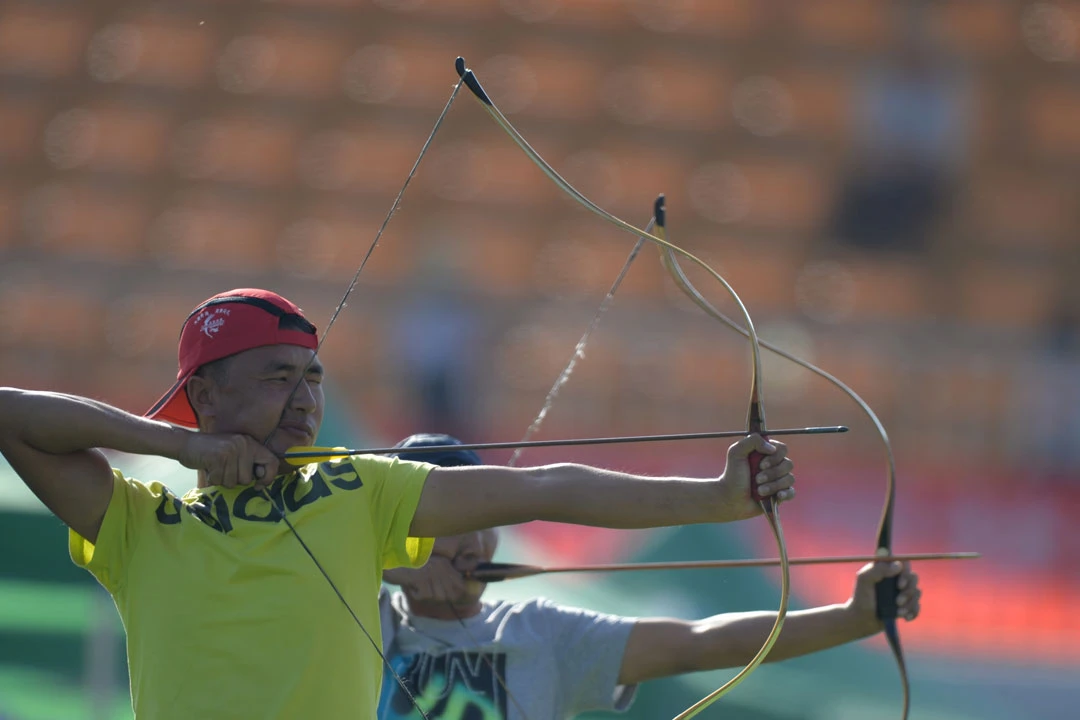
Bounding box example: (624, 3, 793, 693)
(284, 426, 848, 462)
(468, 552, 980, 580)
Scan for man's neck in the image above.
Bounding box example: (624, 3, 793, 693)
(404, 595, 483, 622)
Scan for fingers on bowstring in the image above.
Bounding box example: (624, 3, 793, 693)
(252, 443, 280, 487)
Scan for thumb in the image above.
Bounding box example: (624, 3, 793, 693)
(728, 433, 777, 459)
(861, 560, 903, 583)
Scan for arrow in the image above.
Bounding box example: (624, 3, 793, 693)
(283, 425, 849, 464)
(466, 552, 981, 581)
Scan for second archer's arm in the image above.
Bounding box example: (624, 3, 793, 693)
(617, 562, 921, 685)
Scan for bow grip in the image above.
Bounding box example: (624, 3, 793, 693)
(875, 572, 900, 621)
(749, 433, 771, 506)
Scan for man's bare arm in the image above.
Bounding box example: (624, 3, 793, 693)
(0, 388, 192, 542)
(408, 435, 794, 537)
(617, 562, 920, 685)
(0, 388, 279, 542)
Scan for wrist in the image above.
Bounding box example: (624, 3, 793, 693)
(382, 567, 415, 587)
(842, 598, 884, 638)
(156, 423, 194, 461)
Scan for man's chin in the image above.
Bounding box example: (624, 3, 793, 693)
(271, 429, 316, 453)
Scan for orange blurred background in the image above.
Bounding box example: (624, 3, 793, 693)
(2, 0, 1079, 718)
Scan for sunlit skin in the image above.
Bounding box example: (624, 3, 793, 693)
(185, 344, 325, 474)
(397, 529, 499, 620)
(387, 540, 924, 687)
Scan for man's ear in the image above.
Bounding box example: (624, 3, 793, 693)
(185, 374, 217, 424)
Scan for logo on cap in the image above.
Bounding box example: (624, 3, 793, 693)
(196, 308, 231, 338)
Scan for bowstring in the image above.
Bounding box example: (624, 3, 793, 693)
(458, 214, 657, 719)
(507, 221, 654, 468)
(251, 75, 467, 720)
(446, 602, 534, 720)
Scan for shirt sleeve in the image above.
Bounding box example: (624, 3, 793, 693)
(534, 598, 640, 715)
(68, 470, 164, 594)
(351, 455, 434, 571)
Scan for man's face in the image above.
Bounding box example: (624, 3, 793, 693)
(431, 528, 499, 605)
(192, 344, 325, 457)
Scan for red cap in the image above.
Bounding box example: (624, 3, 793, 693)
(146, 288, 319, 428)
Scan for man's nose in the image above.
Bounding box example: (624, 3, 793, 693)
(290, 378, 317, 412)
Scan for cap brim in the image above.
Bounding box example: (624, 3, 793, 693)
(145, 370, 198, 428)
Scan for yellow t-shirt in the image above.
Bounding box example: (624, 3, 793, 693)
(70, 454, 434, 720)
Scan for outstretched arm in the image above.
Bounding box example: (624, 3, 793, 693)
(618, 562, 921, 685)
(0, 388, 279, 542)
(409, 435, 795, 538)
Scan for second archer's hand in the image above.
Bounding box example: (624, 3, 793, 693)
(716, 434, 796, 521)
(384, 555, 468, 604)
(847, 561, 922, 634)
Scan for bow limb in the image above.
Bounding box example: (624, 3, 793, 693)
(455, 58, 791, 717)
(653, 199, 790, 720)
(453, 60, 757, 340)
(658, 246, 909, 718)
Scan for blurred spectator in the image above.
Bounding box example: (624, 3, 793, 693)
(1028, 287, 1080, 471)
(830, 5, 971, 253)
(391, 258, 481, 440)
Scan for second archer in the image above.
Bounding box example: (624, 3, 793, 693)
(380, 434, 922, 720)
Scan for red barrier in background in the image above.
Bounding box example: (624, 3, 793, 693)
(502, 444, 1080, 664)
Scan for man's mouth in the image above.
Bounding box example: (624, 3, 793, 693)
(277, 423, 313, 441)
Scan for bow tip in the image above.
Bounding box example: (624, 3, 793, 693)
(454, 56, 492, 105)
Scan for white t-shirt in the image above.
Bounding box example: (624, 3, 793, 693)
(378, 590, 639, 720)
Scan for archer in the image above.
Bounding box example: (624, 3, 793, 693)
(380, 434, 922, 720)
(0, 287, 796, 720)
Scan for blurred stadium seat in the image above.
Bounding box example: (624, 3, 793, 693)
(221, 19, 352, 100)
(602, 55, 730, 132)
(48, 104, 172, 175)
(0, 282, 106, 352)
(476, 42, 604, 121)
(956, 260, 1060, 330)
(86, 14, 218, 89)
(1027, 82, 1080, 158)
(23, 181, 149, 262)
(782, 69, 854, 147)
(356, 31, 481, 108)
(445, 216, 542, 296)
(0, 3, 89, 79)
(0, 97, 44, 164)
(171, 113, 297, 186)
(0, 184, 14, 249)
(836, 256, 933, 324)
(146, 192, 278, 272)
(628, 0, 762, 38)
(966, 171, 1075, 255)
(931, 0, 1018, 58)
(791, 0, 889, 52)
(1, 4, 1079, 715)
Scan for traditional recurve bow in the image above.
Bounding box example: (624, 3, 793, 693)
(452, 59, 795, 720)
(655, 206, 911, 718)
